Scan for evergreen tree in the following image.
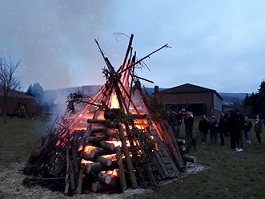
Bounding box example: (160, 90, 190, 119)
(243, 80, 265, 117)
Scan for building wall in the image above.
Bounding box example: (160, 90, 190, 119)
(0, 96, 41, 117)
(159, 92, 222, 117)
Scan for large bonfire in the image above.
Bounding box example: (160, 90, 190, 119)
(23, 34, 193, 196)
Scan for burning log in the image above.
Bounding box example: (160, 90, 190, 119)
(85, 161, 118, 174)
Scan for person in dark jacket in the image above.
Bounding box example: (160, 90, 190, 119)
(254, 114, 263, 143)
(184, 112, 194, 150)
(167, 110, 178, 139)
(228, 111, 237, 150)
(210, 116, 218, 144)
(198, 114, 210, 144)
(243, 116, 252, 143)
(235, 110, 245, 152)
(217, 113, 227, 146)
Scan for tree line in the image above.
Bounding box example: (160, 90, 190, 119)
(242, 80, 265, 118)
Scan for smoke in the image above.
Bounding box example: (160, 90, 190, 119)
(0, 1, 118, 91)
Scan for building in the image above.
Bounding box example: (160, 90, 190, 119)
(0, 90, 41, 117)
(156, 83, 223, 117)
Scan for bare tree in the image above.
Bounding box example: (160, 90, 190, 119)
(0, 56, 21, 123)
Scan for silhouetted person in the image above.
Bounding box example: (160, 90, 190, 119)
(198, 114, 210, 143)
(184, 112, 194, 150)
(210, 116, 218, 144)
(254, 114, 263, 143)
(228, 111, 237, 150)
(167, 110, 178, 139)
(243, 116, 252, 143)
(217, 113, 226, 146)
(235, 110, 244, 152)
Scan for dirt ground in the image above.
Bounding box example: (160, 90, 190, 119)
(0, 161, 205, 199)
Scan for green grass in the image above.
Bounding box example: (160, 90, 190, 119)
(0, 116, 264, 199)
(0, 116, 49, 168)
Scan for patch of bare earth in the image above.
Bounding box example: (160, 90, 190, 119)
(0, 162, 205, 199)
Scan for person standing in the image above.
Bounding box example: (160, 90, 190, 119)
(217, 113, 226, 146)
(243, 116, 252, 143)
(254, 114, 263, 143)
(175, 110, 183, 139)
(235, 110, 244, 152)
(167, 110, 178, 139)
(198, 114, 210, 144)
(210, 116, 218, 144)
(228, 111, 237, 150)
(184, 112, 194, 150)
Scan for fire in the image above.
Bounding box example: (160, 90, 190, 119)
(103, 169, 119, 177)
(106, 140, 130, 147)
(78, 145, 96, 153)
(110, 93, 119, 109)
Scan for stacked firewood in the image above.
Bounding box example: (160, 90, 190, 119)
(22, 34, 196, 196)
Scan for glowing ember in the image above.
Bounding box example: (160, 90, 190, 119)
(106, 140, 130, 147)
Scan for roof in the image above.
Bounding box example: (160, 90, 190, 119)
(158, 83, 223, 100)
(0, 90, 36, 99)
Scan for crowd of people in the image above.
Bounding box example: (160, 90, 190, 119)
(168, 109, 264, 152)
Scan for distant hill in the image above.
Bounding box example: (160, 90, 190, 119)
(219, 93, 248, 103)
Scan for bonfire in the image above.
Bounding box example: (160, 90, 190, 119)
(23, 34, 194, 196)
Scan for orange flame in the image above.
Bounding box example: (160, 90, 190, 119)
(110, 93, 119, 109)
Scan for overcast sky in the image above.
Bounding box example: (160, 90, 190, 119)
(1, 1, 264, 93)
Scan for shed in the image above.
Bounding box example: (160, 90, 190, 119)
(0, 90, 41, 117)
(156, 83, 223, 117)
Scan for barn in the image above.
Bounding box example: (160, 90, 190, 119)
(0, 90, 41, 117)
(155, 83, 223, 117)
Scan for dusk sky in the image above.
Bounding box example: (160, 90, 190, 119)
(1, 1, 265, 93)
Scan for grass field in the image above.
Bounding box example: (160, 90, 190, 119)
(0, 116, 265, 199)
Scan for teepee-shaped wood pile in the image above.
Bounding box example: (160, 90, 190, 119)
(23, 34, 191, 196)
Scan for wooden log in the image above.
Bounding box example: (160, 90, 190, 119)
(85, 161, 118, 174)
(115, 146, 127, 191)
(91, 181, 104, 192)
(182, 154, 196, 163)
(82, 152, 94, 160)
(91, 178, 121, 193)
(161, 120, 185, 171)
(84, 138, 115, 152)
(87, 119, 107, 123)
(64, 148, 70, 195)
(99, 141, 115, 151)
(69, 160, 75, 192)
(71, 141, 79, 178)
(90, 147, 116, 158)
(91, 128, 107, 133)
(76, 163, 85, 194)
(94, 156, 112, 166)
(83, 153, 112, 166)
(84, 136, 103, 144)
(85, 163, 92, 174)
(118, 125, 138, 188)
(95, 172, 112, 184)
